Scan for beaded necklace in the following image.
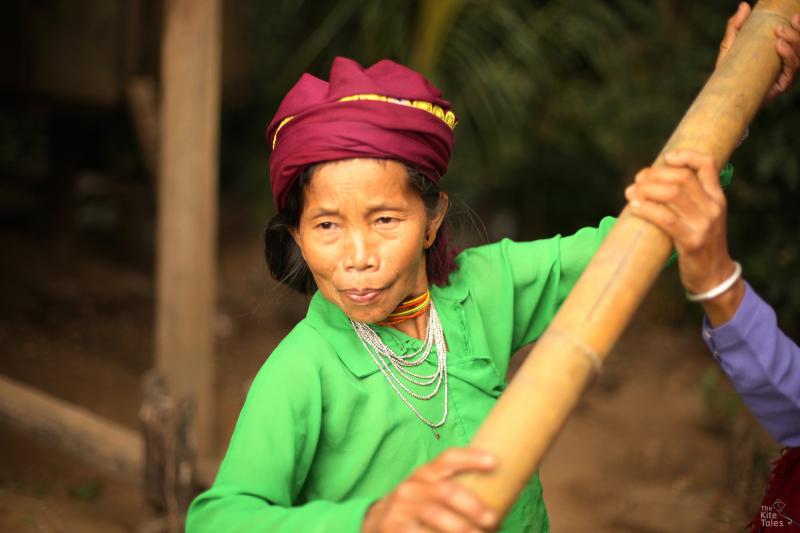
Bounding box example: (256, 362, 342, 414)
(351, 298, 448, 438)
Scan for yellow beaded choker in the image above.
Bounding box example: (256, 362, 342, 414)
(377, 290, 431, 326)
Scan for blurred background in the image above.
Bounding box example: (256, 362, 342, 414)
(0, 0, 798, 531)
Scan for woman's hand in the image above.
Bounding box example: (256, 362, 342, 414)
(625, 150, 744, 325)
(716, 3, 800, 102)
(362, 448, 498, 533)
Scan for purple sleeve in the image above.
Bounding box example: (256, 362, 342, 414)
(702, 281, 800, 446)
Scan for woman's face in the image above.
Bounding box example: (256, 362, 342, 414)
(291, 158, 445, 323)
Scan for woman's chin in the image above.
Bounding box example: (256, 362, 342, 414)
(343, 305, 391, 325)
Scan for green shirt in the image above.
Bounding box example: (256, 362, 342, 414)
(187, 217, 617, 533)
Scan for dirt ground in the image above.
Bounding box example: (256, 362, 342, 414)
(0, 219, 780, 533)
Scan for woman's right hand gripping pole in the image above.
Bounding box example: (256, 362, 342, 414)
(362, 448, 499, 533)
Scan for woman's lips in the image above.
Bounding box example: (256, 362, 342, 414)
(342, 288, 383, 305)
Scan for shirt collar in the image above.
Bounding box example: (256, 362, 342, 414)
(304, 280, 468, 378)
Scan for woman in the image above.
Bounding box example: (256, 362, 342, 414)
(187, 7, 800, 532)
(191, 57, 574, 532)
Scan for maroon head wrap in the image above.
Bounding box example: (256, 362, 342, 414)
(267, 57, 457, 210)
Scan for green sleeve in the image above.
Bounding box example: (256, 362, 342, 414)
(505, 216, 617, 350)
(185, 339, 374, 533)
(720, 163, 733, 188)
(459, 216, 616, 355)
(460, 166, 731, 356)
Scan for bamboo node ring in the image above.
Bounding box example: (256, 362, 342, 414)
(540, 328, 603, 374)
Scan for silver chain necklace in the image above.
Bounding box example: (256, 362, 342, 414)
(350, 301, 448, 434)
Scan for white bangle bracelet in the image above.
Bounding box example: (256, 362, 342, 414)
(685, 261, 742, 302)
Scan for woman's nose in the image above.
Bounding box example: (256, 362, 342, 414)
(344, 229, 377, 271)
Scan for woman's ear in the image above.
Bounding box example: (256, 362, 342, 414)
(289, 227, 303, 253)
(425, 192, 449, 248)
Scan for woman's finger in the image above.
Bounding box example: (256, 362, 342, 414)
(628, 198, 696, 248)
(776, 19, 800, 62)
(415, 448, 496, 482)
(769, 38, 799, 98)
(633, 165, 712, 207)
(663, 150, 724, 202)
(717, 2, 751, 68)
(627, 180, 682, 207)
(767, 16, 800, 100)
(434, 481, 498, 531)
(775, 22, 800, 71)
(626, 179, 709, 230)
(779, 18, 800, 48)
(631, 164, 721, 220)
(634, 165, 692, 184)
(416, 501, 484, 533)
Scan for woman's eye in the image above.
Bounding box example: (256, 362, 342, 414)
(318, 221, 335, 230)
(376, 216, 394, 225)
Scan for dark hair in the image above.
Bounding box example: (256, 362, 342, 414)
(264, 162, 458, 294)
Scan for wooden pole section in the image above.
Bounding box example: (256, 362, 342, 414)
(127, 76, 160, 179)
(0, 374, 142, 480)
(156, 0, 221, 464)
(456, 0, 800, 519)
(0, 373, 221, 489)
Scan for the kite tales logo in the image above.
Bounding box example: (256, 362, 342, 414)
(760, 499, 799, 529)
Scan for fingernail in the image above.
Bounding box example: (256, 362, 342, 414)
(665, 151, 675, 161)
(631, 199, 641, 209)
(481, 511, 496, 526)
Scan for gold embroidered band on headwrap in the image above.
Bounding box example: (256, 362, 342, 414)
(272, 94, 458, 149)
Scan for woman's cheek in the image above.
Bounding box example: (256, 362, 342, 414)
(303, 238, 336, 277)
(391, 239, 424, 277)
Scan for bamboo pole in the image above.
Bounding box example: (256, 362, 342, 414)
(456, 0, 800, 519)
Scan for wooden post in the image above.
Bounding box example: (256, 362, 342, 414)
(453, 0, 800, 521)
(155, 0, 221, 480)
(141, 372, 195, 533)
(127, 76, 160, 178)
